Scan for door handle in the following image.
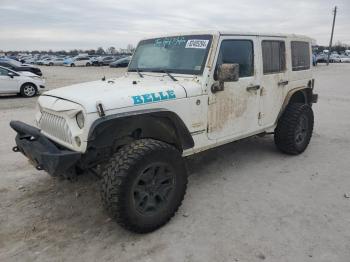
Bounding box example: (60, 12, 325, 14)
(246, 85, 260, 92)
(278, 80, 289, 86)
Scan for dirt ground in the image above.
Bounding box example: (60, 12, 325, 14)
(1, 64, 350, 262)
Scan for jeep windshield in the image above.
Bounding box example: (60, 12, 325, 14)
(128, 35, 212, 75)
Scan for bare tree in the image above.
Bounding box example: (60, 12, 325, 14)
(127, 44, 135, 53)
(107, 46, 116, 54)
(96, 47, 105, 55)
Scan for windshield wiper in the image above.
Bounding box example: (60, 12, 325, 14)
(136, 68, 144, 78)
(154, 69, 177, 82)
(129, 68, 143, 78)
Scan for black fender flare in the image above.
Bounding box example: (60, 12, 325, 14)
(87, 109, 194, 152)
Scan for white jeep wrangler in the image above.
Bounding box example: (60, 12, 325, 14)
(11, 31, 318, 233)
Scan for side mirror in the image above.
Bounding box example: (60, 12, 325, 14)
(212, 63, 239, 93)
(217, 63, 239, 82)
(8, 72, 15, 78)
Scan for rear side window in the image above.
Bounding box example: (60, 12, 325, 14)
(291, 41, 310, 71)
(262, 40, 286, 74)
(216, 40, 254, 78)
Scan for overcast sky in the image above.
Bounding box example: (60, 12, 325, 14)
(0, 0, 349, 51)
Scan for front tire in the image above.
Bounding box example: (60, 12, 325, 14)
(20, 83, 37, 97)
(100, 139, 187, 233)
(274, 103, 314, 155)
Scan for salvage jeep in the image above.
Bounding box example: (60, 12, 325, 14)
(10, 31, 318, 233)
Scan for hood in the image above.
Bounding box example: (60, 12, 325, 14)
(18, 65, 36, 70)
(43, 75, 202, 113)
(21, 71, 39, 77)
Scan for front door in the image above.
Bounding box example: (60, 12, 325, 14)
(207, 36, 261, 140)
(0, 68, 19, 93)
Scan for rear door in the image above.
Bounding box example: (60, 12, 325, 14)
(207, 36, 261, 140)
(259, 38, 289, 127)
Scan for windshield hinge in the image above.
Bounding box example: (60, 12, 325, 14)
(260, 86, 265, 96)
(208, 96, 216, 105)
(258, 112, 264, 120)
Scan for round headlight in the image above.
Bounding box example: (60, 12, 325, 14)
(76, 112, 85, 129)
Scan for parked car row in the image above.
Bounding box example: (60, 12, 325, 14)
(62, 55, 131, 67)
(316, 53, 350, 63)
(12, 54, 132, 68)
(3, 53, 134, 68)
(0, 53, 132, 98)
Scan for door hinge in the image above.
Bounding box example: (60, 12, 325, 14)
(258, 112, 264, 119)
(260, 86, 265, 96)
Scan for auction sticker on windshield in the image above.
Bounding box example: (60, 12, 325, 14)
(186, 39, 209, 49)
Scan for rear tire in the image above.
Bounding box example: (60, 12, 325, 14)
(100, 139, 187, 233)
(71, 63, 75, 67)
(20, 83, 37, 98)
(274, 103, 314, 155)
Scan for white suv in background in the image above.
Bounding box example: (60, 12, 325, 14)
(64, 57, 92, 67)
(43, 58, 65, 66)
(0, 66, 45, 97)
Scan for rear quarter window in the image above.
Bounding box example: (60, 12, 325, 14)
(291, 41, 310, 71)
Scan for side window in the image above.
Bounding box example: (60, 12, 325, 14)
(216, 40, 254, 78)
(262, 40, 286, 74)
(0, 62, 11, 69)
(291, 41, 310, 71)
(0, 67, 9, 76)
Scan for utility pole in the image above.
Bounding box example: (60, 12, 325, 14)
(327, 6, 337, 65)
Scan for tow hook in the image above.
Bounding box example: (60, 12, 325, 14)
(12, 146, 19, 152)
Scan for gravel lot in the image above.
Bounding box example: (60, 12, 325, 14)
(1, 64, 350, 262)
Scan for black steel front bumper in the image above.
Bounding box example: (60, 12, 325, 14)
(10, 121, 81, 176)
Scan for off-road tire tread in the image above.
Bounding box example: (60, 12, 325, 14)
(274, 103, 314, 155)
(100, 139, 187, 233)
